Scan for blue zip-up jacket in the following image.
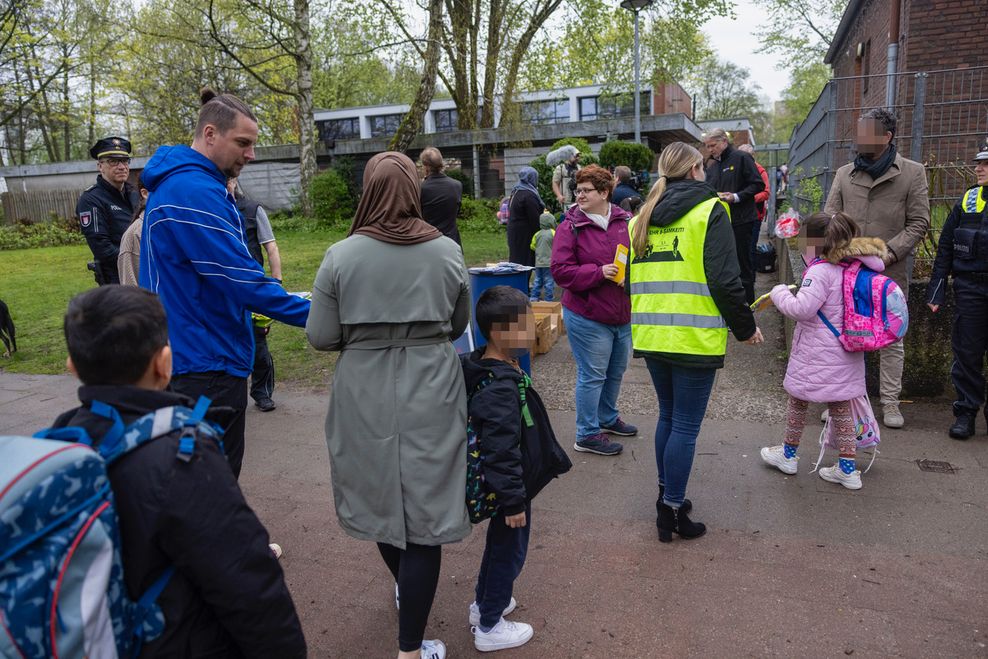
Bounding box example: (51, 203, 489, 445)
(139, 145, 310, 377)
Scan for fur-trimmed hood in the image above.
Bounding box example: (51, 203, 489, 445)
(827, 236, 888, 265)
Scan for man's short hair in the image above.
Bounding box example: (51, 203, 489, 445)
(64, 286, 170, 385)
(194, 88, 257, 138)
(737, 143, 755, 155)
(703, 128, 730, 143)
(475, 286, 531, 341)
(861, 108, 898, 138)
(420, 147, 444, 173)
(614, 165, 632, 182)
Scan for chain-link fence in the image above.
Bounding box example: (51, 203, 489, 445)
(787, 65, 988, 273)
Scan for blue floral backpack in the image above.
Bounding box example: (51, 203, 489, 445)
(0, 397, 221, 658)
(465, 373, 535, 524)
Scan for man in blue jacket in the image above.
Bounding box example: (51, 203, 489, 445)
(139, 88, 310, 478)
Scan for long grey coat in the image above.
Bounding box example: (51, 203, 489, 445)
(306, 234, 472, 549)
(824, 152, 930, 295)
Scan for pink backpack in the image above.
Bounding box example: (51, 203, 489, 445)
(816, 259, 909, 352)
(497, 196, 511, 225)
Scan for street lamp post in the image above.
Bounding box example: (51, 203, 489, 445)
(620, 0, 653, 144)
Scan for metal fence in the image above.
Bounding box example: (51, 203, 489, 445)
(787, 65, 988, 268)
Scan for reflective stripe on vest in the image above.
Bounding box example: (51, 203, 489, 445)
(629, 197, 728, 356)
(963, 186, 987, 214)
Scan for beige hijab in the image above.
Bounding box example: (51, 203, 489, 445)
(347, 152, 443, 245)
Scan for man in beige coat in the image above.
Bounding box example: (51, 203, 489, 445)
(824, 108, 930, 429)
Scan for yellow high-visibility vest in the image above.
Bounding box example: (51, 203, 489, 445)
(629, 197, 729, 356)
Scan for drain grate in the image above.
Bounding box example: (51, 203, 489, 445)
(915, 459, 956, 474)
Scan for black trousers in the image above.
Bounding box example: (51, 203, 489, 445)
(377, 543, 442, 652)
(950, 275, 988, 417)
(171, 372, 248, 478)
(250, 325, 275, 404)
(732, 221, 756, 304)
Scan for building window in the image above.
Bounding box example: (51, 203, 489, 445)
(434, 108, 459, 132)
(520, 98, 570, 125)
(319, 117, 360, 140)
(370, 113, 405, 137)
(584, 91, 650, 120)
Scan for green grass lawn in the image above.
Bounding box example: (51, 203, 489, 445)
(0, 228, 509, 389)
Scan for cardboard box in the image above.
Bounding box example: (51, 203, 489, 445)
(533, 312, 560, 355)
(531, 301, 565, 335)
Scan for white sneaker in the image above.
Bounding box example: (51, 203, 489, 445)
(760, 445, 798, 474)
(420, 639, 446, 659)
(269, 543, 283, 559)
(469, 597, 517, 626)
(473, 618, 534, 652)
(394, 582, 399, 610)
(883, 403, 904, 429)
(818, 464, 862, 490)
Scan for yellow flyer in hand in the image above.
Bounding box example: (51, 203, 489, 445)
(750, 285, 797, 312)
(610, 244, 629, 282)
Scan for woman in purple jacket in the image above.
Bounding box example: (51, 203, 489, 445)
(551, 165, 637, 456)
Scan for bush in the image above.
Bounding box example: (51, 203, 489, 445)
(530, 138, 601, 213)
(446, 168, 474, 198)
(0, 217, 86, 250)
(598, 141, 654, 172)
(309, 167, 356, 229)
(458, 197, 502, 234)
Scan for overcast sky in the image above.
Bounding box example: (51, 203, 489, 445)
(701, 2, 791, 103)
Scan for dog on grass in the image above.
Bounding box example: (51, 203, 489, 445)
(0, 299, 15, 358)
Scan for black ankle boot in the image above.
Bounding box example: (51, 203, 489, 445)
(658, 486, 692, 514)
(656, 502, 706, 542)
(949, 414, 975, 440)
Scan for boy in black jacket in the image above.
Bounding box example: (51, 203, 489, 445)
(48, 286, 306, 658)
(461, 286, 572, 653)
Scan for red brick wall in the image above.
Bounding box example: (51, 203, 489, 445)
(902, 0, 987, 73)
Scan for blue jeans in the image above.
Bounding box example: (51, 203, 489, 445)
(530, 267, 554, 301)
(644, 358, 717, 506)
(563, 308, 631, 440)
(475, 502, 531, 629)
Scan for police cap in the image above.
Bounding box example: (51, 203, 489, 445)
(90, 136, 132, 160)
(974, 137, 988, 163)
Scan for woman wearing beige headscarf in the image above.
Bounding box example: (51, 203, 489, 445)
(307, 152, 471, 659)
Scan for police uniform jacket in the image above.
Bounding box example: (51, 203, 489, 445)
(928, 185, 988, 306)
(76, 175, 139, 265)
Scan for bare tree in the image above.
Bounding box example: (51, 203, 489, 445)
(388, 0, 443, 152)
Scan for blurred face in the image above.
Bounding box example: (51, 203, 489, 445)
(704, 137, 728, 159)
(798, 233, 826, 262)
(97, 157, 131, 187)
(975, 160, 988, 186)
(856, 118, 892, 158)
(204, 114, 257, 178)
(489, 309, 536, 357)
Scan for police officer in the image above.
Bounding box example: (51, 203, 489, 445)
(927, 139, 988, 439)
(76, 137, 140, 285)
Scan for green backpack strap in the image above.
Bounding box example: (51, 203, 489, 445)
(517, 373, 535, 428)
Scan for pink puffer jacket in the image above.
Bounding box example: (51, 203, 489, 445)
(769, 238, 887, 403)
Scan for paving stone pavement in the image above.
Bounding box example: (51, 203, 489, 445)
(2, 272, 986, 658)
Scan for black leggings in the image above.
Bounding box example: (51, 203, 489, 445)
(377, 542, 442, 652)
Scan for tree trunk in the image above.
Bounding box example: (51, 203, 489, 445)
(389, 0, 442, 153)
(293, 0, 316, 218)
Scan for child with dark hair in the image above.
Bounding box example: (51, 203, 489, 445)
(760, 212, 887, 490)
(461, 286, 571, 652)
(48, 285, 306, 658)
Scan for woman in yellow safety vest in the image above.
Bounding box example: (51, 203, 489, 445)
(629, 142, 763, 543)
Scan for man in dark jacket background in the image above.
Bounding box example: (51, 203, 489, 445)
(76, 136, 141, 285)
(419, 146, 463, 245)
(703, 128, 765, 304)
(49, 285, 306, 658)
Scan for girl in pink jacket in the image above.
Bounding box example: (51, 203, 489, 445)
(760, 212, 888, 490)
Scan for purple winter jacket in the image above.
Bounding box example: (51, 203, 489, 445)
(769, 237, 888, 403)
(551, 203, 632, 326)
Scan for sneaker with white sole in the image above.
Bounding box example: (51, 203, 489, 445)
(469, 597, 517, 626)
(760, 445, 798, 474)
(883, 403, 904, 429)
(473, 618, 534, 652)
(420, 639, 446, 659)
(818, 464, 862, 490)
(394, 582, 399, 610)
